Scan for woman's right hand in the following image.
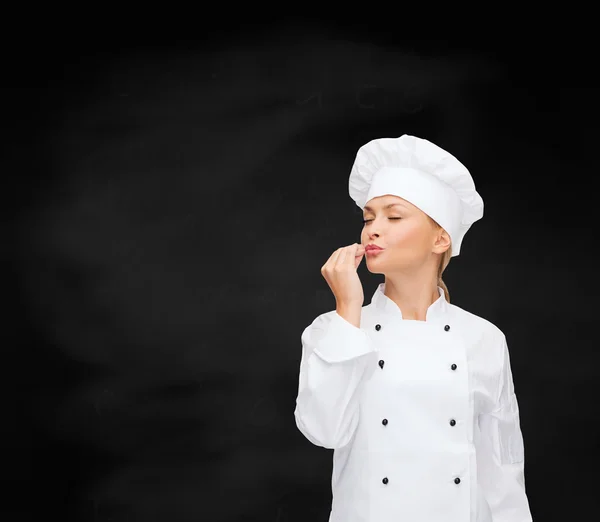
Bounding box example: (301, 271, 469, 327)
(320, 243, 366, 307)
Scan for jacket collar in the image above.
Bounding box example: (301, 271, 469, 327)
(370, 282, 449, 324)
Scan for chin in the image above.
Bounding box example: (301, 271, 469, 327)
(366, 260, 387, 275)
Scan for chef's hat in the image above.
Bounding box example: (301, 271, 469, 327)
(349, 134, 484, 257)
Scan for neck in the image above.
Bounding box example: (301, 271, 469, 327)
(383, 270, 440, 321)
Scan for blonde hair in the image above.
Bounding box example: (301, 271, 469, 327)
(429, 216, 452, 303)
(437, 246, 452, 303)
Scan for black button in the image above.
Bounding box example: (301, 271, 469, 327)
(454, 477, 461, 484)
(444, 325, 450, 331)
(375, 324, 381, 331)
(451, 364, 457, 370)
(382, 477, 388, 484)
(449, 419, 456, 426)
(379, 359, 385, 369)
(382, 418, 388, 426)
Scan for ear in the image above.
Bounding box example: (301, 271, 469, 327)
(432, 228, 451, 254)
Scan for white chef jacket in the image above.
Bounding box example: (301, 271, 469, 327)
(294, 283, 533, 522)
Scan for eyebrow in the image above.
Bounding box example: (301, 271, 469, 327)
(363, 203, 407, 212)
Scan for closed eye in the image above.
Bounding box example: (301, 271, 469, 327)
(362, 218, 402, 224)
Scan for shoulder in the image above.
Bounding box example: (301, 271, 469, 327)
(301, 308, 356, 341)
(304, 303, 375, 334)
(303, 309, 338, 331)
(447, 302, 506, 344)
(448, 303, 511, 379)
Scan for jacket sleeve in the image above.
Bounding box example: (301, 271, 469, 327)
(293, 310, 378, 450)
(478, 333, 534, 522)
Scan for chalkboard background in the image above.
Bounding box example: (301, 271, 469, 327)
(4, 14, 596, 522)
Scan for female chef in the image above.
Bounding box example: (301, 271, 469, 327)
(293, 135, 533, 522)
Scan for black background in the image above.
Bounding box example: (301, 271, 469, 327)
(4, 14, 597, 522)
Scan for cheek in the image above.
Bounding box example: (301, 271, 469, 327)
(390, 222, 423, 245)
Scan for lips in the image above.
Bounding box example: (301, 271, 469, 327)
(365, 245, 383, 252)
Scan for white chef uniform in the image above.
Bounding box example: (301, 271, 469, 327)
(293, 135, 533, 522)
